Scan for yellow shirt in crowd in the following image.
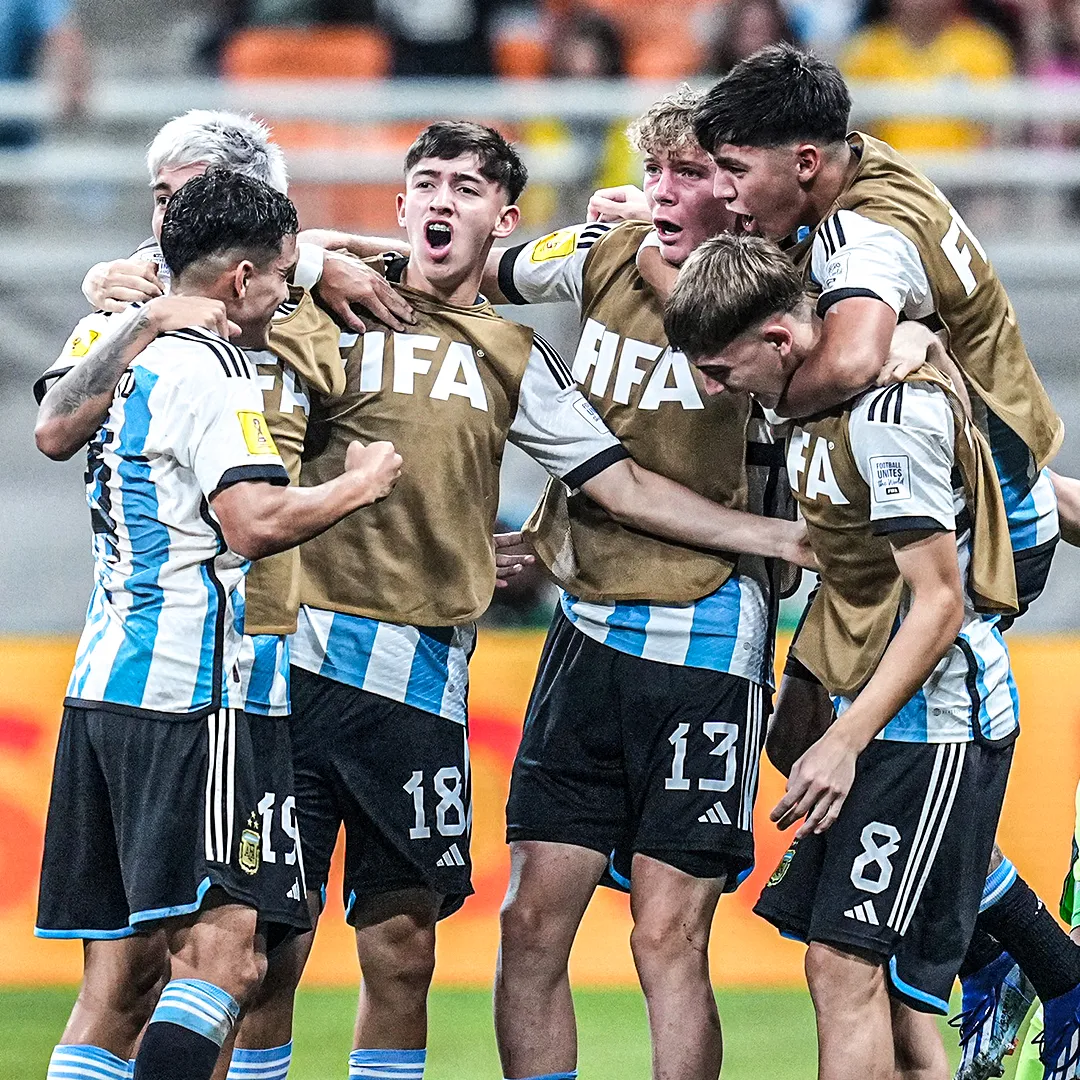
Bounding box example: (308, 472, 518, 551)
(841, 17, 1014, 152)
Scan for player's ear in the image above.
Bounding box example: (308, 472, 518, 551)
(396, 193, 406, 228)
(794, 143, 823, 184)
(492, 204, 520, 239)
(232, 260, 254, 299)
(762, 322, 795, 356)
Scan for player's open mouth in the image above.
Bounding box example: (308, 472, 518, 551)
(738, 215, 758, 235)
(654, 219, 682, 241)
(426, 221, 452, 250)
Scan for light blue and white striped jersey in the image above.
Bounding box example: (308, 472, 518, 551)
(821, 382, 1019, 744)
(290, 606, 475, 726)
(232, 591, 290, 717)
(560, 415, 790, 687)
(55, 311, 289, 718)
(809, 208, 1059, 555)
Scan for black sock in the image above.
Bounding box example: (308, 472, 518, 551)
(977, 873, 1080, 1002)
(959, 925, 1007, 981)
(133, 1021, 220, 1080)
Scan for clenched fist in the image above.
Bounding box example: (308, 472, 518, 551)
(345, 439, 402, 504)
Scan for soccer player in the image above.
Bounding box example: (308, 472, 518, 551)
(33, 169, 401, 1080)
(633, 45, 1080, 1079)
(477, 87, 792, 1080)
(223, 120, 813, 1080)
(79, 109, 414, 340)
(665, 230, 1020, 1080)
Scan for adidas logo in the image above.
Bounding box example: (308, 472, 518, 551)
(286, 879, 302, 902)
(843, 900, 879, 925)
(698, 802, 732, 825)
(436, 844, 466, 868)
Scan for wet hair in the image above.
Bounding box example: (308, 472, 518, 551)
(693, 43, 851, 152)
(626, 84, 704, 158)
(147, 110, 288, 193)
(664, 232, 807, 359)
(160, 167, 298, 279)
(404, 121, 528, 203)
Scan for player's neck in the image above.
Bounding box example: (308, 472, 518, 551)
(401, 258, 483, 308)
(805, 142, 860, 229)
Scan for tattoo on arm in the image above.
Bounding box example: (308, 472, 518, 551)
(46, 309, 153, 417)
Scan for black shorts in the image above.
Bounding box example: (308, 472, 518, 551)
(36, 705, 308, 940)
(289, 667, 472, 923)
(1003, 536, 1058, 631)
(506, 610, 770, 890)
(754, 737, 1012, 1014)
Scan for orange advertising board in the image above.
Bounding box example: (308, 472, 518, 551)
(2, 632, 1078, 988)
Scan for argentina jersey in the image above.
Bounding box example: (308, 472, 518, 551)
(231, 591, 290, 716)
(57, 317, 289, 717)
(560, 414, 788, 688)
(834, 382, 1020, 745)
(983, 408, 1059, 554)
(290, 607, 476, 726)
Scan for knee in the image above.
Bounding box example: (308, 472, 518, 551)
(805, 942, 879, 1012)
(499, 892, 571, 963)
(366, 920, 437, 995)
(630, 908, 710, 975)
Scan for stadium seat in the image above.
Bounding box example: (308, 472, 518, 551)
(221, 25, 392, 81)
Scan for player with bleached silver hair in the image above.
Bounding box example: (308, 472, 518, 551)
(79, 108, 413, 342)
(147, 110, 289, 194)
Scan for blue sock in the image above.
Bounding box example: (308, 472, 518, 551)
(503, 1073, 578, 1080)
(48, 1045, 130, 1080)
(134, 979, 240, 1080)
(348, 1048, 426, 1079)
(227, 1043, 292, 1080)
(980, 857, 1017, 912)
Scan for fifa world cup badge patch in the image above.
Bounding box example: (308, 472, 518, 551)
(238, 410, 280, 456)
(767, 842, 798, 887)
(529, 228, 577, 262)
(239, 813, 261, 875)
(68, 328, 100, 357)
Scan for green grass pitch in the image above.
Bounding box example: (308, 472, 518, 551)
(0, 985, 1013, 1078)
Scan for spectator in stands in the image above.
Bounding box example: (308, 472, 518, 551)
(840, 0, 1015, 153)
(781, 0, 864, 58)
(375, 0, 499, 76)
(520, 11, 637, 219)
(704, 0, 800, 75)
(0, 0, 89, 147)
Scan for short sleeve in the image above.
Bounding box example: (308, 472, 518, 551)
(33, 304, 144, 404)
(165, 357, 289, 498)
(497, 223, 612, 306)
(811, 210, 931, 318)
(849, 382, 957, 535)
(508, 335, 628, 488)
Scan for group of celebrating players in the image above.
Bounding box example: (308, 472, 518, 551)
(28, 41, 1080, 1080)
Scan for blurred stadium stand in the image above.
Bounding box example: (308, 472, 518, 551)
(5, 17, 1080, 630)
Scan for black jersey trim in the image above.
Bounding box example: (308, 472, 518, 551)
(198, 497, 229, 712)
(215, 463, 289, 492)
(63, 697, 220, 723)
(871, 516, 950, 537)
(383, 252, 408, 284)
(498, 244, 530, 305)
(167, 327, 252, 379)
(533, 333, 575, 389)
(867, 383, 904, 425)
(33, 364, 75, 404)
(817, 287, 889, 317)
(562, 444, 630, 491)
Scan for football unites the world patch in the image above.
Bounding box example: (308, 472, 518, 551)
(237, 410, 280, 456)
(869, 455, 911, 503)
